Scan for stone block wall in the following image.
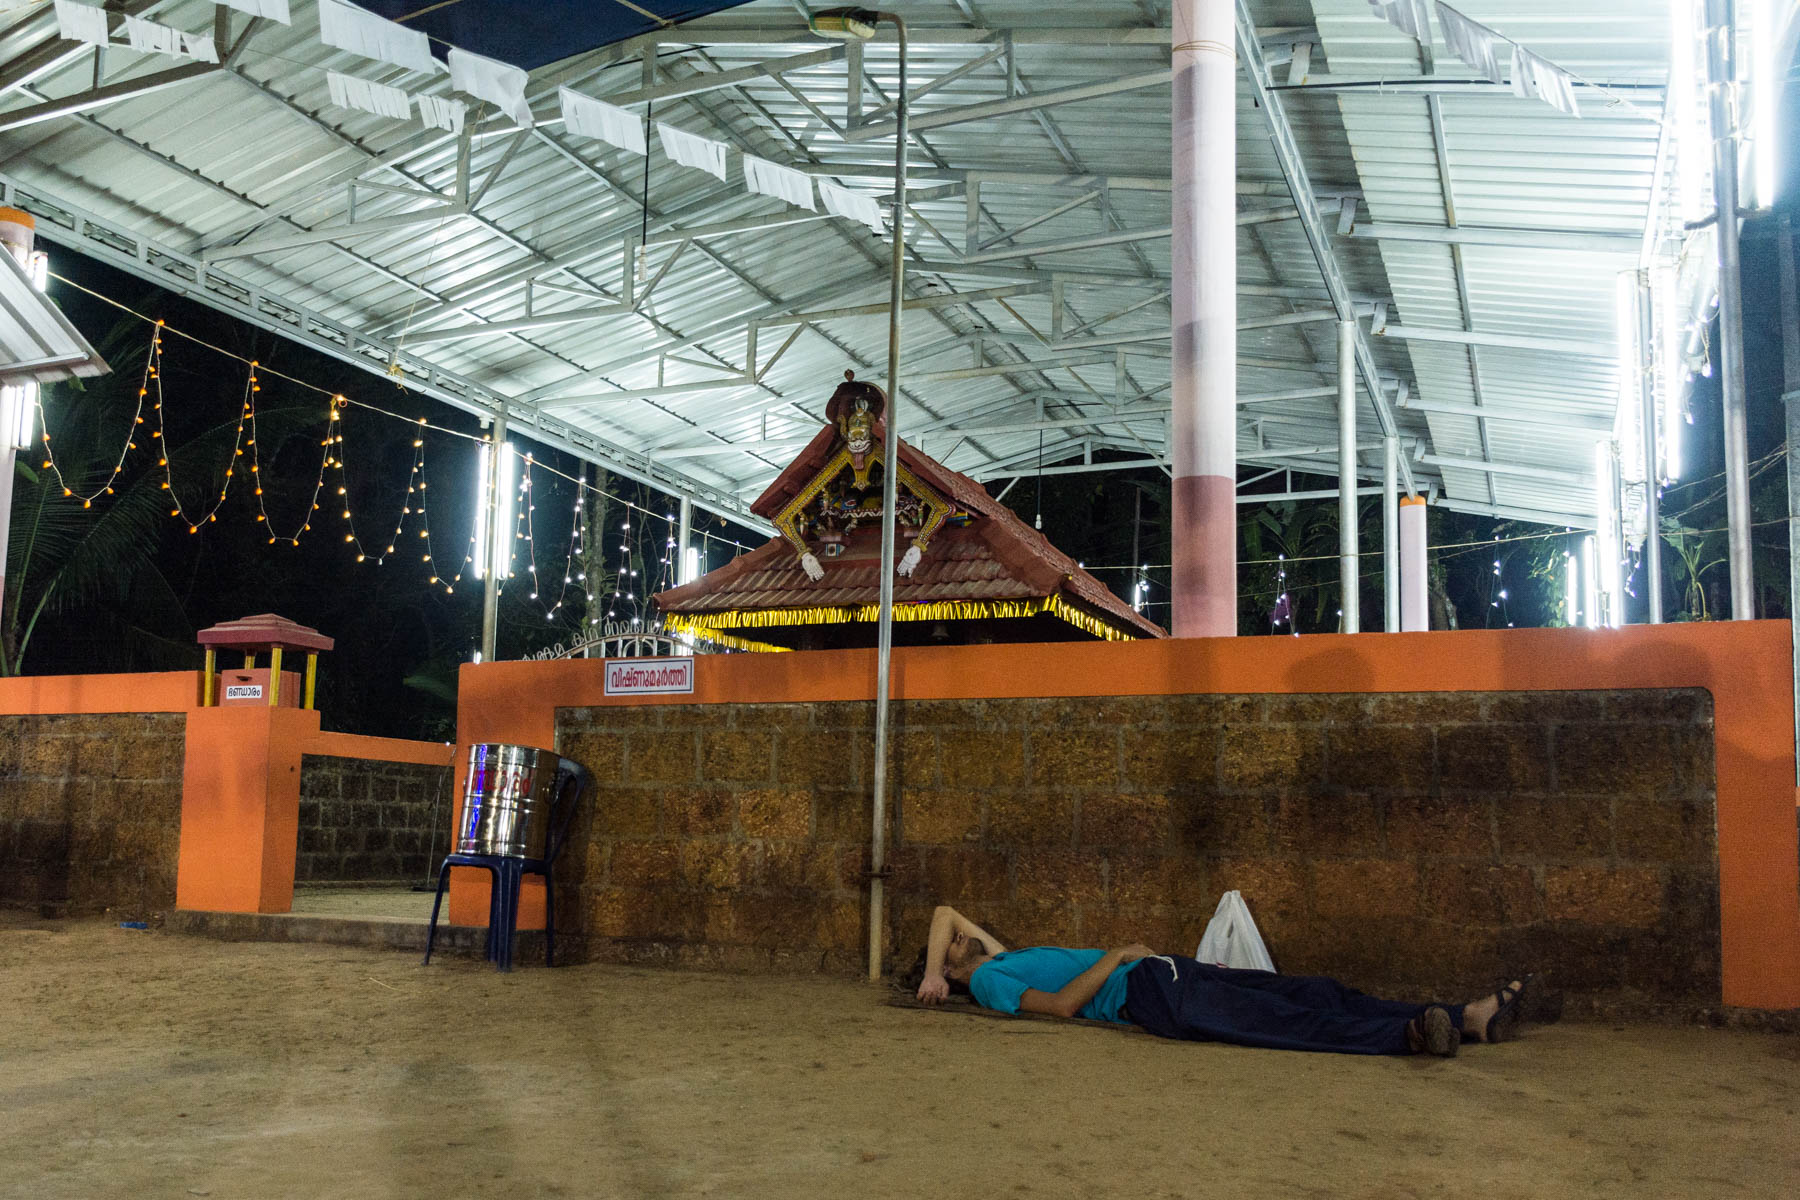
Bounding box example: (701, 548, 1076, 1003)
(553, 689, 1718, 1009)
(295, 755, 452, 883)
(0, 713, 185, 915)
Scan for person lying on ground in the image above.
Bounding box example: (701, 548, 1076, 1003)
(911, 904, 1535, 1058)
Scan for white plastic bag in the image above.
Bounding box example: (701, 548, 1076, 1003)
(1195, 889, 1276, 972)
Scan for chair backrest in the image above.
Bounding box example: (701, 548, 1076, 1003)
(540, 756, 593, 866)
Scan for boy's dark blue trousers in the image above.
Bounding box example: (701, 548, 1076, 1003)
(1122, 957, 1463, 1055)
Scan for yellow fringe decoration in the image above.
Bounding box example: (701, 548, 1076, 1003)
(660, 617, 793, 654)
(663, 594, 1136, 651)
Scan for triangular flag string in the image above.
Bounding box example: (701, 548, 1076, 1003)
(656, 122, 728, 181)
(1367, 0, 1433, 43)
(1435, 2, 1504, 84)
(317, 0, 438, 75)
(820, 181, 886, 232)
(448, 47, 533, 128)
(742, 154, 815, 211)
(560, 87, 647, 157)
(216, 0, 292, 23)
(328, 70, 412, 121)
(416, 93, 466, 134)
(53, 0, 108, 47)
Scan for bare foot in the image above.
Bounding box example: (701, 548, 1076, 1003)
(1461, 979, 1523, 1042)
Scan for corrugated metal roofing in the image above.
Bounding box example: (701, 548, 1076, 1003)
(0, 0, 1685, 530)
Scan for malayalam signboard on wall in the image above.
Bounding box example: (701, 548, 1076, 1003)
(603, 657, 695, 696)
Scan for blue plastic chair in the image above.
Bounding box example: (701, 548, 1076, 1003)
(423, 756, 591, 972)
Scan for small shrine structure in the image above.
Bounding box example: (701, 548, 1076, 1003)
(654, 373, 1166, 652)
(197, 613, 334, 708)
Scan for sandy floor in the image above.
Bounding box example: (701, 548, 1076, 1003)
(2, 916, 1796, 1200)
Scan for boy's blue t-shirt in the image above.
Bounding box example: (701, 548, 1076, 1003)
(968, 947, 1134, 1024)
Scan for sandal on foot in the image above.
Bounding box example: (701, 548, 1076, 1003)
(1484, 974, 1536, 1044)
(1406, 1005, 1458, 1057)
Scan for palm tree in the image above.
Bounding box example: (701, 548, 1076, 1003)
(4, 322, 316, 675)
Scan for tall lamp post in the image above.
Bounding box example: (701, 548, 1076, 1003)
(809, 7, 909, 982)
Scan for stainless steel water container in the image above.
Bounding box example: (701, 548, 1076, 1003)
(458, 743, 560, 859)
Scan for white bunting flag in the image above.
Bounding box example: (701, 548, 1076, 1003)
(560, 88, 647, 156)
(1511, 46, 1580, 116)
(318, 0, 438, 75)
(1367, 0, 1432, 42)
(327, 70, 412, 120)
(448, 47, 533, 127)
(656, 123, 728, 181)
(216, 0, 291, 23)
(417, 93, 466, 134)
(54, 1, 109, 48)
(820, 181, 886, 232)
(742, 154, 815, 211)
(1435, 3, 1505, 84)
(181, 30, 219, 63)
(124, 14, 182, 57)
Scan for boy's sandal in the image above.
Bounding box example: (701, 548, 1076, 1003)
(1484, 974, 1537, 1044)
(1405, 1005, 1459, 1057)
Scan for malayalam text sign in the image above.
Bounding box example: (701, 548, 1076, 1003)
(603, 657, 695, 696)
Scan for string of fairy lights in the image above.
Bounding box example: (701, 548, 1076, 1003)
(47, 276, 1770, 637)
(32, 274, 758, 632)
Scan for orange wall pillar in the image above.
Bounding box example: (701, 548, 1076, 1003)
(175, 704, 320, 913)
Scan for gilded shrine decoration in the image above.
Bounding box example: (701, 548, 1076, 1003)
(773, 372, 953, 582)
(654, 371, 1165, 652)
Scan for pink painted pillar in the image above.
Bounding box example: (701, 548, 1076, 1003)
(1170, 0, 1238, 637)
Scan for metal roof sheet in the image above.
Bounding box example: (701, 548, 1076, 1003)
(0, 0, 1684, 532)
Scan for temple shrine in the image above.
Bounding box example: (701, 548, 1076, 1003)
(654, 373, 1166, 651)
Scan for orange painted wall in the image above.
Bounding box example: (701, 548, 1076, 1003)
(176, 705, 319, 913)
(299, 729, 454, 768)
(0, 670, 196, 714)
(453, 622, 1800, 1010)
(3, 670, 459, 915)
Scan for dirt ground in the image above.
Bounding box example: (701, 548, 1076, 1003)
(2, 916, 1796, 1200)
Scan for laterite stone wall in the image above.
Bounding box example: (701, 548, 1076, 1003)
(0, 713, 185, 915)
(296, 754, 452, 883)
(554, 689, 1719, 1010)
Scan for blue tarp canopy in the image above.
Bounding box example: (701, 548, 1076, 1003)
(362, 1, 760, 71)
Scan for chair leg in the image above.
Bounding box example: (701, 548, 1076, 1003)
(422, 859, 454, 965)
(543, 865, 555, 969)
(484, 865, 507, 965)
(496, 861, 523, 973)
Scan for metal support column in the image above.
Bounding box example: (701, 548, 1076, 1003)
(1638, 271, 1664, 623)
(0, 208, 33, 671)
(479, 416, 507, 663)
(866, 11, 910, 984)
(1383, 436, 1400, 632)
(1399, 495, 1428, 631)
(676, 496, 694, 584)
(1169, 0, 1238, 637)
(1777, 215, 1800, 781)
(1338, 320, 1358, 633)
(1706, 0, 1754, 618)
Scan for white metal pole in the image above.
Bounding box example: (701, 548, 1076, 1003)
(868, 11, 908, 983)
(1337, 320, 1358, 633)
(1382, 436, 1400, 632)
(1706, 0, 1754, 618)
(0, 208, 36, 672)
(1169, 0, 1237, 637)
(676, 496, 693, 582)
(1637, 271, 1664, 623)
(479, 415, 506, 662)
(1399, 495, 1428, 631)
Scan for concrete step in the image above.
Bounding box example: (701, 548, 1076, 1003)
(168, 908, 547, 961)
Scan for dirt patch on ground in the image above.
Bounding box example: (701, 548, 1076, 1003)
(2, 915, 1796, 1199)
